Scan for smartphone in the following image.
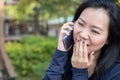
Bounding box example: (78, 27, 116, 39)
(63, 26, 74, 50)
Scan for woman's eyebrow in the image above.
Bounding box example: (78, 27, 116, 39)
(78, 18, 87, 24)
(92, 25, 103, 31)
(79, 17, 103, 31)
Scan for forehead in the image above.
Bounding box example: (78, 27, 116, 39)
(79, 7, 109, 30)
(81, 7, 109, 19)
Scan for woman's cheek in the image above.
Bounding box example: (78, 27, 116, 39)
(90, 38, 107, 52)
(73, 27, 80, 42)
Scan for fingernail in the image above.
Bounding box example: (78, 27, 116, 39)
(92, 52, 95, 55)
(81, 39, 83, 42)
(76, 36, 80, 41)
(83, 40, 85, 43)
(74, 43, 77, 46)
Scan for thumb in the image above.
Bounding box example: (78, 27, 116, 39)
(89, 52, 95, 64)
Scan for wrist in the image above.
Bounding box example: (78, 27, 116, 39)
(72, 67, 88, 76)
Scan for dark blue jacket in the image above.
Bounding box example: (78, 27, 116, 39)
(43, 49, 120, 80)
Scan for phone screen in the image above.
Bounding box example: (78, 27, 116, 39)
(63, 26, 74, 50)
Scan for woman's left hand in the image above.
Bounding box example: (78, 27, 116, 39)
(71, 40, 95, 69)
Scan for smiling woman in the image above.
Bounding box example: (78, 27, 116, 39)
(73, 8, 109, 56)
(43, 0, 120, 80)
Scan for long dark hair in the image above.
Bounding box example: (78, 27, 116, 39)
(73, 0, 120, 80)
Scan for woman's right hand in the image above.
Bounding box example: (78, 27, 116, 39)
(57, 22, 74, 51)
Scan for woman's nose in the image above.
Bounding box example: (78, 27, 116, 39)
(79, 30, 89, 40)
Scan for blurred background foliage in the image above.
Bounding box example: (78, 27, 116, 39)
(5, 36, 57, 79)
(5, 0, 83, 21)
(5, 0, 84, 35)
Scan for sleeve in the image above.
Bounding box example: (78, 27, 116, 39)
(111, 73, 120, 80)
(71, 67, 89, 80)
(43, 49, 69, 80)
(101, 63, 120, 80)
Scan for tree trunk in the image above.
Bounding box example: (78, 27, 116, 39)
(0, 1, 17, 79)
(0, 0, 4, 40)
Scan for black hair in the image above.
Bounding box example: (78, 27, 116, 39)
(73, 0, 120, 80)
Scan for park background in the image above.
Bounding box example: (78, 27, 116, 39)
(0, 0, 119, 80)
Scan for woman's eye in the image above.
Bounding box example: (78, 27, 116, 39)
(78, 22, 84, 26)
(92, 30, 100, 34)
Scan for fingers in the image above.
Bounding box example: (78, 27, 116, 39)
(73, 44, 76, 56)
(57, 22, 74, 51)
(61, 22, 74, 36)
(74, 40, 85, 59)
(62, 22, 74, 30)
(61, 30, 69, 36)
(79, 40, 83, 58)
(89, 52, 95, 64)
(83, 41, 88, 62)
(72, 40, 90, 69)
(63, 22, 74, 27)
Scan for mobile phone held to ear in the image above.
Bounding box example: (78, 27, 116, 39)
(63, 26, 74, 50)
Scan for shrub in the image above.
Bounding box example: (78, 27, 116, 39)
(5, 36, 57, 79)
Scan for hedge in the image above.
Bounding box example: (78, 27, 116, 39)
(5, 36, 57, 79)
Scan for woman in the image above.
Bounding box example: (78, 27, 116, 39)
(43, 0, 120, 80)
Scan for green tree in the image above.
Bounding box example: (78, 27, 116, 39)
(5, 0, 83, 34)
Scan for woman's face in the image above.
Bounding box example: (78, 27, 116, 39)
(73, 7, 109, 54)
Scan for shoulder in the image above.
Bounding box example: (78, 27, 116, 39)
(108, 60, 120, 79)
